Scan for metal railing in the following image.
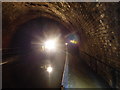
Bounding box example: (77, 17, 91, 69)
(61, 44, 69, 88)
(80, 50, 120, 88)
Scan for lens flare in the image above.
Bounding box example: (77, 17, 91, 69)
(47, 66, 53, 73)
(44, 39, 56, 50)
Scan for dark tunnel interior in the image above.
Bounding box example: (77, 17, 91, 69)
(8, 17, 69, 57)
(2, 2, 120, 88)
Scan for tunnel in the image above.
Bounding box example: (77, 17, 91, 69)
(2, 2, 120, 88)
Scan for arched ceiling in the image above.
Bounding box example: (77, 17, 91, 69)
(2, 2, 120, 69)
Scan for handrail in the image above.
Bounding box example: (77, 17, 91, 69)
(61, 45, 69, 88)
(79, 50, 120, 88)
(80, 50, 120, 72)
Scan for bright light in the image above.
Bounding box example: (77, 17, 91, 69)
(44, 39, 56, 50)
(70, 40, 77, 44)
(47, 66, 53, 73)
(65, 43, 68, 46)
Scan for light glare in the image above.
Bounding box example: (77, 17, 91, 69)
(44, 40, 56, 50)
(47, 66, 53, 73)
(65, 43, 68, 45)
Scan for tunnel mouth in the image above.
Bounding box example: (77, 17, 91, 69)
(3, 17, 70, 59)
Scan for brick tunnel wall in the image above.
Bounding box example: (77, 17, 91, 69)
(78, 3, 120, 88)
(2, 2, 120, 88)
